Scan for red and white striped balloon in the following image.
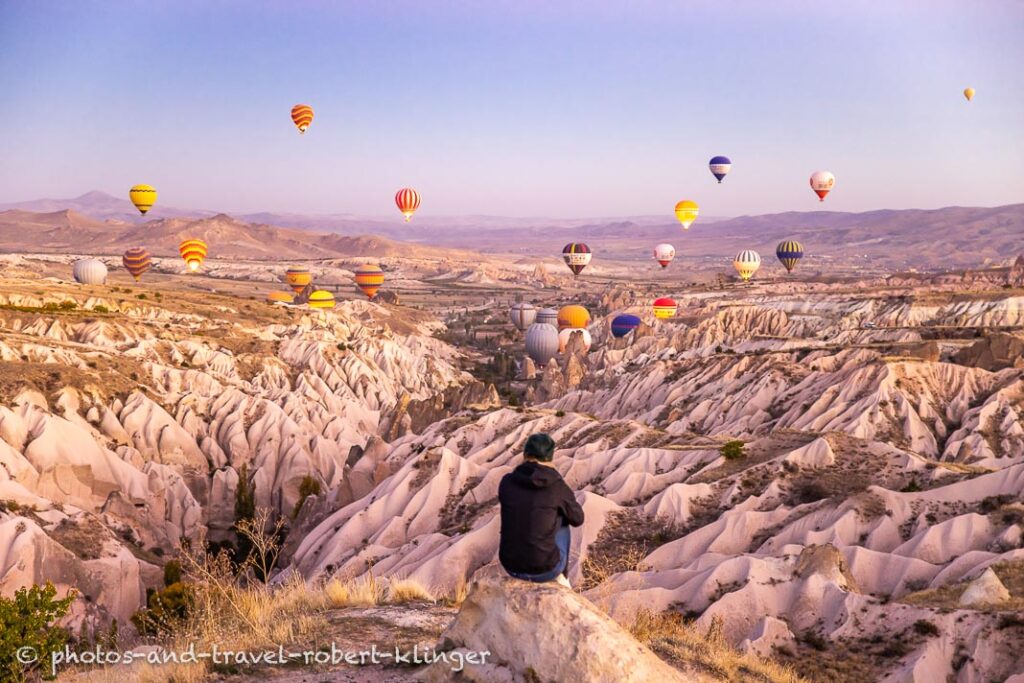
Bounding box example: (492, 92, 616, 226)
(395, 187, 421, 222)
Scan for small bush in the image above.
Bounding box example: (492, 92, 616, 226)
(0, 582, 76, 682)
(92, 305, 109, 314)
(912, 619, 940, 637)
(136, 293, 147, 300)
(131, 582, 193, 635)
(555, 410, 565, 417)
(720, 440, 746, 461)
(292, 475, 322, 518)
(800, 630, 829, 651)
(163, 560, 183, 587)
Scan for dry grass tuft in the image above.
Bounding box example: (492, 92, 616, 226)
(630, 610, 807, 683)
(386, 576, 436, 603)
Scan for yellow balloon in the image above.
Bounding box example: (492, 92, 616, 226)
(963, 87, 975, 102)
(129, 184, 157, 215)
(674, 200, 699, 230)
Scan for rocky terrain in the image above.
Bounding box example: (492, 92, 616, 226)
(1, 251, 1023, 682)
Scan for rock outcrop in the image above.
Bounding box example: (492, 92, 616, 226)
(420, 564, 694, 683)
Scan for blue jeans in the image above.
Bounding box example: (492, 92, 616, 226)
(508, 525, 570, 583)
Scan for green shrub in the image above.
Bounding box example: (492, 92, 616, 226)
(912, 619, 940, 637)
(163, 560, 182, 587)
(130, 582, 192, 635)
(292, 475, 322, 518)
(91, 305, 109, 314)
(136, 294, 147, 300)
(720, 440, 746, 461)
(0, 582, 76, 682)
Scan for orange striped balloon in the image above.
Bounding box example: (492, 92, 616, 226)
(307, 290, 335, 309)
(178, 238, 208, 272)
(354, 264, 385, 299)
(122, 247, 152, 281)
(284, 266, 312, 294)
(291, 104, 314, 134)
(395, 187, 421, 222)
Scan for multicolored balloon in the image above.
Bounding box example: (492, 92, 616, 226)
(73, 259, 107, 285)
(536, 308, 558, 326)
(129, 185, 157, 215)
(122, 247, 152, 281)
(776, 240, 804, 273)
(557, 304, 590, 331)
(354, 264, 385, 300)
(178, 238, 208, 272)
(709, 156, 731, 183)
(674, 200, 699, 230)
(307, 290, 335, 309)
(525, 323, 559, 367)
(510, 302, 537, 331)
(809, 171, 835, 202)
(963, 87, 975, 102)
(734, 250, 761, 281)
(610, 314, 641, 338)
(285, 266, 313, 294)
(654, 243, 675, 268)
(291, 104, 314, 134)
(653, 297, 677, 319)
(395, 188, 421, 222)
(558, 327, 592, 354)
(562, 243, 592, 278)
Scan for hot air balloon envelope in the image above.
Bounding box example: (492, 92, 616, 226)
(709, 156, 731, 183)
(776, 241, 805, 273)
(558, 327, 593, 353)
(611, 314, 642, 338)
(536, 308, 558, 326)
(734, 250, 762, 281)
(178, 239, 208, 272)
(525, 323, 559, 367)
(285, 266, 313, 294)
(557, 304, 591, 331)
(674, 200, 699, 230)
(963, 87, 975, 102)
(809, 171, 835, 202)
(307, 290, 336, 309)
(510, 302, 537, 331)
(291, 104, 314, 133)
(129, 185, 157, 215)
(354, 264, 385, 299)
(653, 297, 677, 319)
(562, 243, 592, 277)
(122, 247, 152, 281)
(73, 259, 107, 285)
(654, 243, 675, 268)
(395, 188, 421, 222)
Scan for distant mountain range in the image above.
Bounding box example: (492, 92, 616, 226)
(0, 191, 1022, 269)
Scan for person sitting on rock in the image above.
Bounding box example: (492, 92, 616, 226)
(498, 433, 584, 586)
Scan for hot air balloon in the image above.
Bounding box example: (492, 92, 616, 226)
(307, 290, 335, 309)
(709, 156, 731, 183)
(395, 188, 421, 222)
(557, 304, 590, 331)
(653, 297, 677, 319)
(129, 185, 157, 215)
(963, 87, 975, 102)
(674, 200, 699, 230)
(559, 327, 593, 354)
(178, 239, 208, 272)
(562, 243, 592, 278)
(536, 308, 558, 326)
(525, 323, 559, 367)
(354, 264, 385, 300)
(809, 171, 835, 202)
(510, 302, 537, 331)
(72, 259, 107, 285)
(776, 240, 804, 273)
(734, 250, 761, 281)
(654, 243, 675, 268)
(291, 104, 314, 134)
(610, 314, 641, 338)
(266, 291, 295, 304)
(122, 247, 152, 281)
(285, 266, 313, 294)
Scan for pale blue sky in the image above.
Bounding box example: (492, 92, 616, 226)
(0, 0, 1021, 217)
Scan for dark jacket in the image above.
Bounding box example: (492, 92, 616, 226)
(498, 461, 585, 575)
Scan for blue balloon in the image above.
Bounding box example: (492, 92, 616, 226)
(610, 314, 642, 338)
(709, 155, 731, 183)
